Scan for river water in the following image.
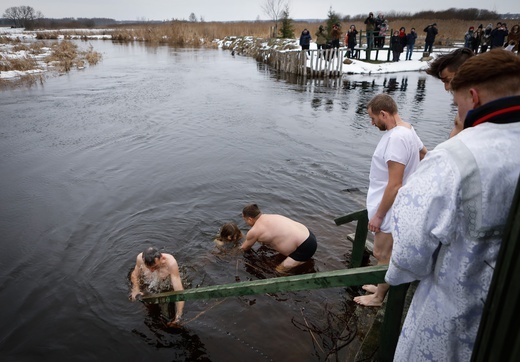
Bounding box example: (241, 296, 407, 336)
(0, 40, 454, 361)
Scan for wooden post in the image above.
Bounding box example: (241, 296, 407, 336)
(377, 283, 410, 361)
(334, 209, 369, 268)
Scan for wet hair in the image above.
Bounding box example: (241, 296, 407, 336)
(217, 222, 243, 242)
(367, 94, 398, 115)
(426, 48, 474, 79)
(451, 49, 520, 96)
(142, 247, 162, 266)
(242, 203, 261, 219)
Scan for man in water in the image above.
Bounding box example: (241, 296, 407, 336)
(130, 247, 184, 326)
(240, 204, 317, 273)
(354, 94, 427, 307)
(386, 49, 520, 360)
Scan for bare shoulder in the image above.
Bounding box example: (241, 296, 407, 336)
(135, 252, 144, 265)
(164, 253, 180, 269)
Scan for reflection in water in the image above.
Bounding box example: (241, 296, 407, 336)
(415, 77, 427, 103)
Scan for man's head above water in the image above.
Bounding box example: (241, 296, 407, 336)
(142, 246, 162, 267)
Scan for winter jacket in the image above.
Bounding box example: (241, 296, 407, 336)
(315, 29, 327, 45)
(406, 31, 417, 45)
(424, 25, 438, 43)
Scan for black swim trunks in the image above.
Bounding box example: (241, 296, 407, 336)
(288, 230, 317, 262)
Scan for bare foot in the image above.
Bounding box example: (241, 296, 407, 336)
(275, 264, 291, 275)
(362, 284, 377, 294)
(353, 294, 384, 307)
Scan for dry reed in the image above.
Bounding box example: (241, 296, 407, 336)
(106, 18, 509, 47)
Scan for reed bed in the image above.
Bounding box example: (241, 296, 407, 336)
(106, 18, 507, 47)
(1, 37, 102, 78)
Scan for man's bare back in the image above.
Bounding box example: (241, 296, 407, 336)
(240, 204, 317, 273)
(243, 214, 309, 255)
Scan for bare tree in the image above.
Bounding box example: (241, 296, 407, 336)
(261, 0, 288, 38)
(188, 12, 197, 22)
(3, 6, 43, 28)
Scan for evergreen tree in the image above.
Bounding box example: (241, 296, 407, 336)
(278, 6, 294, 39)
(326, 7, 342, 38)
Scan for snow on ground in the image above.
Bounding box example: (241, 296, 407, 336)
(1, 27, 456, 80)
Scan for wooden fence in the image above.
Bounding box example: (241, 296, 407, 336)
(264, 47, 347, 78)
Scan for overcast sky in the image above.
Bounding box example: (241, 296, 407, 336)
(2, 0, 518, 22)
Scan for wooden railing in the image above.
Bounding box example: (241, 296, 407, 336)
(265, 48, 346, 78)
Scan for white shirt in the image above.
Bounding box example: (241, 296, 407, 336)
(366, 125, 424, 232)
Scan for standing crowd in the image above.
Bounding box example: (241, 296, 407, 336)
(464, 22, 519, 54)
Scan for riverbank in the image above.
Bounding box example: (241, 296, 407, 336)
(1, 26, 453, 83)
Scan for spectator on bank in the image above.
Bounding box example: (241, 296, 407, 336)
(299, 29, 311, 53)
(364, 12, 376, 49)
(508, 24, 520, 53)
(491, 22, 508, 49)
(330, 23, 341, 49)
(378, 19, 389, 48)
(374, 13, 385, 48)
(480, 23, 493, 53)
(472, 24, 483, 53)
(405, 28, 417, 60)
(464, 26, 475, 48)
(424, 23, 438, 54)
(315, 25, 327, 50)
(390, 29, 406, 62)
(346, 25, 359, 58)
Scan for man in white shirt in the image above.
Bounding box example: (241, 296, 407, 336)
(355, 94, 427, 306)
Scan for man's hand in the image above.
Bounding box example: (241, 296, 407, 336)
(368, 215, 383, 233)
(130, 290, 143, 302)
(167, 316, 182, 328)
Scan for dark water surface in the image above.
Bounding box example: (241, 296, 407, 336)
(0, 41, 454, 361)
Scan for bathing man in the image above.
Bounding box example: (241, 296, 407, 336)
(354, 94, 427, 307)
(130, 246, 184, 327)
(240, 204, 317, 273)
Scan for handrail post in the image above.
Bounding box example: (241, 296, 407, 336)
(377, 283, 410, 361)
(334, 209, 369, 268)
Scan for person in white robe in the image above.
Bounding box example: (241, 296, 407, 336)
(386, 49, 520, 360)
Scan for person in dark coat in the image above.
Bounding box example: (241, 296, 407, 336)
(405, 28, 417, 60)
(364, 12, 376, 48)
(480, 23, 493, 53)
(390, 30, 401, 62)
(346, 25, 359, 58)
(299, 29, 312, 54)
(424, 23, 438, 53)
(490, 22, 508, 49)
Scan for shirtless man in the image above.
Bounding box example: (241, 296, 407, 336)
(130, 247, 184, 327)
(240, 204, 317, 273)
